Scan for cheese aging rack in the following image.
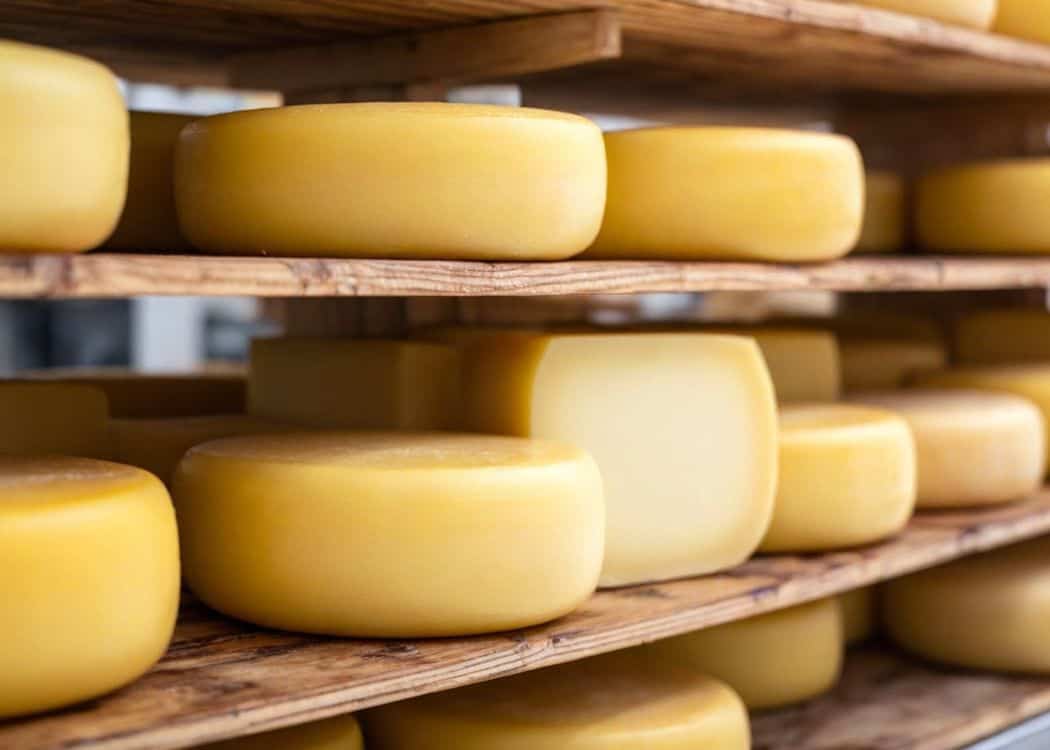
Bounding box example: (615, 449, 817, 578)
(9, 2, 1050, 749)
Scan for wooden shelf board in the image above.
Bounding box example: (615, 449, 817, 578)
(7, 254, 1050, 298)
(754, 648, 1050, 750)
(5, 493, 1050, 749)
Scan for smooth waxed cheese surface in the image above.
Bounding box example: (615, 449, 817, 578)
(586, 127, 863, 261)
(639, 598, 843, 710)
(995, 0, 1050, 44)
(248, 338, 459, 430)
(0, 382, 109, 457)
(761, 404, 916, 553)
(0, 456, 179, 718)
(200, 714, 363, 750)
(849, 389, 1044, 507)
(0, 40, 128, 253)
(955, 309, 1050, 364)
(842, 0, 995, 27)
(362, 651, 750, 749)
(840, 588, 877, 645)
(176, 102, 606, 259)
(462, 332, 778, 587)
(885, 537, 1050, 673)
(841, 338, 947, 391)
(173, 431, 604, 637)
(30, 370, 246, 417)
(855, 171, 906, 253)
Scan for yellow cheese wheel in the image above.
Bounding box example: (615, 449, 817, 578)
(199, 714, 363, 750)
(461, 332, 778, 588)
(175, 103, 605, 259)
(0, 40, 128, 253)
(854, 171, 906, 253)
(840, 587, 877, 645)
(885, 537, 1050, 673)
(0, 456, 179, 718)
(0, 382, 109, 457)
(849, 389, 1045, 507)
(845, 0, 996, 28)
(111, 414, 290, 483)
(173, 431, 603, 637)
(585, 127, 863, 261)
(995, 0, 1050, 43)
(840, 338, 947, 391)
(362, 652, 750, 749)
(248, 338, 459, 430)
(639, 598, 843, 710)
(918, 159, 1050, 253)
(917, 364, 1050, 468)
(106, 112, 194, 251)
(955, 308, 1050, 365)
(760, 404, 916, 553)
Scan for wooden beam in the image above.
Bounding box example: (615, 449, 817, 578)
(230, 10, 621, 94)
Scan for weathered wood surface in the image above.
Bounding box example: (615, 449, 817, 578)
(4, 494, 1050, 749)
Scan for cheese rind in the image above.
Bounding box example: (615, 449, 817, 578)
(954, 309, 1050, 364)
(840, 338, 947, 391)
(461, 332, 778, 587)
(248, 338, 459, 430)
(175, 102, 606, 259)
(362, 652, 750, 749)
(885, 537, 1050, 673)
(0, 383, 109, 457)
(0, 40, 128, 253)
(995, 0, 1050, 44)
(849, 389, 1045, 507)
(846, 0, 996, 28)
(840, 588, 877, 645)
(639, 599, 843, 710)
(760, 404, 916, 553)
(855, 171, 906, 253)
(106, 112, 194, 251)
(199, 714, 363, 750)
(0, 457, 179, 718)
(173, 431, 604, 637)
(585, 127, 864, 261)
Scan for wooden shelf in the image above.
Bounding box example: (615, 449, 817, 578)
(4, 492, 1050, 749)
(753, 648, 1050, 750)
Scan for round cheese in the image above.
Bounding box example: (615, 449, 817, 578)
(848, 0, 996, 28)
(849, 389, 1045, 507)
(639, 598, 843, 710)
(0, 40, 128, 253)
(173, 431, 604, 637)
(199, 714, 363, 750)
(954, 308, 1050, 365)
(854, 171, 906, 253)
(995, 0, 1050, 44)
(840, 587, 877, 645)
(885, 537, 1050, 673)
(840, 338, 947, 391)
(362, 652, 750, 749)
(761, 404, 916, 553)
(918, 158, 1050, 253)
(106, 112, 194, 251)
(585, 127, 863, 261)
(175, 102, 606, 259)
(0, 382, 109, 458)
(0, 457, 179, 718)
(32, 371, 246, 418)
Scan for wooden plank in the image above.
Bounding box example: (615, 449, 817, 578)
(4, 494, 1050, 750)
(753, 649, 1050, 750)
(231, 10, 620, 93)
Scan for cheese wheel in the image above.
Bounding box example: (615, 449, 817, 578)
(917, 364, 1050, 468)
(885, 537, 1050, 673)
(955, 308, 1050, 365)
(106, 112, 194, 251)
(854, 171, 906, 253)
(0, 40, 128, 253)
(248, 338, 459, 430)
(995, 0, 1050, 44)
(173, 431, 604, 637)
(175, 103, 606, 259)
(461, 332, 778, 587)
(849, 389, 1045, 507)
(199, 714, 363, 750)
(639, 598, 843, 710)
(0, 382, 109, 457)
(362, 652, 750, 749)
(760, 404, 916, 553)
(918, 159, 1050, 253)
(585, 127, 864, 261)
(111, 414, 290, 483)
(840, 338, 947, 391)
(844, 0, 996, 28)
(840, 587, 877, 645)
(0, 457, 179, 718)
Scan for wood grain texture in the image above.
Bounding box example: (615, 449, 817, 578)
(753, 648, 1050, 750)
(4, 494, 1050, 750)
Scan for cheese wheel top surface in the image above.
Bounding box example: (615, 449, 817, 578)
(0, 455, 150, 509)
(779, 402, 908, 436)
